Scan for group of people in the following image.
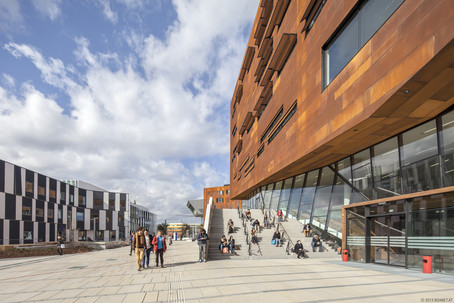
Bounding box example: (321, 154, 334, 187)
(130, 227, 167, 271)
(219, 234, 236, 254)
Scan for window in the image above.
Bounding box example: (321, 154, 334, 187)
(216, 198, 224, 203)
(268, 102, 297, 144)
(24, 231, 32, 240)
(78, 230, 86, 241)
(70, 194, 74, 203)
(109, 193, 115, 209)
(48, 209, 54, 219)
(261, 107, 283, 143)
(76, 211, 84, 221)
(232, 125, 237, 137)
(22, 206, 31, 216)
(93, 191, 103, 209)
(25, 182, 33, 194)
(58, 209, 62, 220)
(79, 195, 86, 206)
(322, 0, 404, 88)
(120, 194, 126, 209)
(36, 208, 44, 217)
(61, 191, 66, 202)
(38, 186, 45, 196)
(49, 189, 56, 199)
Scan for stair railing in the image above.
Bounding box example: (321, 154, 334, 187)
(278, 222, 295, 255)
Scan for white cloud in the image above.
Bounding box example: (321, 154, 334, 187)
(96, 0, 118, 24)
(31, 0, 62, 21)
(0, 0, 23, 34)
(0, 0, 258, 222)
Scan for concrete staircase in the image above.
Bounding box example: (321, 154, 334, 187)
(207, 209, 248, 260)
(246, 209, 290, 259)
(279, 217, 340, 259)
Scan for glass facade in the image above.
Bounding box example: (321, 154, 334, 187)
(242, 107, 454, 244)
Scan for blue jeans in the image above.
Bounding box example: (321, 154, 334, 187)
(275, 239, 281, 246)
(229, 244, 235, 254)
(142, 248, 151, 266)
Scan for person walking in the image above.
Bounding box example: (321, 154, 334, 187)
(152, 230, 167, 268)
(129, 231, 135, 256)
(57, 232, 64, 255)
(133, 227, 146, 271)
(142, 230, 152, 269)
(197, 228, 209, 262)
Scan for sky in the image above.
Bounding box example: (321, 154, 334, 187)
(0, 0, 258, 224)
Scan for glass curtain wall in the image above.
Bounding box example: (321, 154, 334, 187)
(286, 174, 305, 219)
(278, 177, 293, 215)
(239, 107, 454, 243)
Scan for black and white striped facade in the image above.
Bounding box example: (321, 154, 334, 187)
(0, 159, 130, 245)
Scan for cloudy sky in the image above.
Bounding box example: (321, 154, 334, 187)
(0, 0, 258, 223)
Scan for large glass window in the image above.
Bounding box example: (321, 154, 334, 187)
(287, 174, 304, 219)
(327, 175, 352, 235)
(441, 111, 454, 186)
(270, 181, 283, 210)
(352, 149, 373, 199)
(263, 184, 273, 209)
(346, 206, 366, 262)
(93, 191, 104, 209)
(76, 211, 84, 222)
(22, 206, 31, 216)
(278, 177, 293, 213)
(298, 170, 319, 222)
(312, 167, 334, 229)
(322, 0, 404, 88)
(401, 120, 440, 193)
(372, 137, 401, 198)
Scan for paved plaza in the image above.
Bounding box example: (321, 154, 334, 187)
(0, 241, 453, 303)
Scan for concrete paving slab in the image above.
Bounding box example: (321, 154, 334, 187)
(0, 241, 453, 302)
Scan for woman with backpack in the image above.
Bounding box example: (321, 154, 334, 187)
(152, 230, 167, 268)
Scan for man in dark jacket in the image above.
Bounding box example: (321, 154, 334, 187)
(312, 235, 322, 252)
(197, 228, 209, 262)
(294, 240, 307, 258)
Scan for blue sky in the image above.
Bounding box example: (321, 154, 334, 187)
(0, 0, 258, 223)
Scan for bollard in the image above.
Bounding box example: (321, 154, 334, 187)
(423, 256, 432, 274)
(342, 249, 348, 262)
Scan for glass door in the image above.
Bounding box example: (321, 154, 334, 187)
(369, 214, 406, 266)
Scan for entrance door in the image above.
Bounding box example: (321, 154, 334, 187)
(369, 214, 405, 266)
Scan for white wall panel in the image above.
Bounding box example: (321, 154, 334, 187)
(32, 199, 36, 221)
(34, 173, 38, 199)
(115, 193, 120, 211)
(0, 192, 5, 219)
(46, 177, 49, 201)
(87, 191, 93, 209)
(19, 221, 23, 244)
(33, 222, 38, 243)
(45, 223, 49, 242)
(4, 163, 14, 194)
(4, 220, 9, 244)
(63, 205, 67, 225)
(84, 208, 90, 230)
(104, 192, 109, 210)
(15, 196, 22, 221)
(74, 187, 79, 207)
(21, 168, 25, 196)
(113, 211, 118, 230)
(99, 210, 106, 231)
(56, 181, 60, 203)
(44, 202, 48, 222)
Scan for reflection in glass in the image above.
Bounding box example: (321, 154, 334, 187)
(372, 137, 401, 197)
(270, 181, 283, 210)
(347, 207, 366, 262)
(442, 111, 454, 186)
(298, 170, 319, 222)
(327, 177, 352, 235)
(287, 174, 304, 218)
(278, 177, 293, 213)
(263, 184, 273, 209)
(352, 149, 373, 199)
(337, 157, 352, 182)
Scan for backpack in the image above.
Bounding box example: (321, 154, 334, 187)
(137, 233, 145, 248)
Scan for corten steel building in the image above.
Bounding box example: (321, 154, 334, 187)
(230, 0, 454, 274)
(203, 185, 241, 218)
(0, 159, 130, 244)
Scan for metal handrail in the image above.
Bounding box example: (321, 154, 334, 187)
(278, 222, 295, 255)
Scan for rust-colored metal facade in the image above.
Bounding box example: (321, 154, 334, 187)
(230, 0, 454, 200)
(203, 185, 241, 219)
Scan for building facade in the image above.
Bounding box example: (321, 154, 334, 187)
(130, 203, 157, 234)
(203, 185, 241, 218)
(0, 159, 130, 244)
(231, 0, 454, 274)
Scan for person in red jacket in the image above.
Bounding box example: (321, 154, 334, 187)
(152, 230, 167, 268)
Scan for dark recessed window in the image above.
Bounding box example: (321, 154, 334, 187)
(322, 0, 404, 89)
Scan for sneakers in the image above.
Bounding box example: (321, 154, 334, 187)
(203, 259, 206, 262)
(198, 259, 202, 262)
(161, 265, 165, 268)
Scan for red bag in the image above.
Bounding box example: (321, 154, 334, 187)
(222, 247, 229, 254)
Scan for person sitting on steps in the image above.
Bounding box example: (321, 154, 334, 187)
(220, 235, 228, 252)
(251, 229, 258, 244)
(272, 230, 281, 247)
(311, 235, 323, 252)
(228, 219, 234, 234)
(303, 223, 312, 237)
(252, 219, 260, 233)
(228, 235, 236, 255)
(294, 240, 307, 259)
